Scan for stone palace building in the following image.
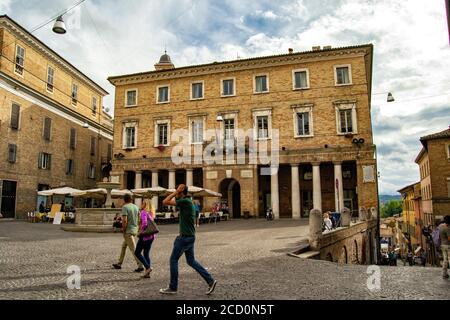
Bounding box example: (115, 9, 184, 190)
(108, 44, 378, 219)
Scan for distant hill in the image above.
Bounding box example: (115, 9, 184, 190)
(379, 194, 401, 205)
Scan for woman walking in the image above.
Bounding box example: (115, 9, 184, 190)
(135, 201, 156, 278)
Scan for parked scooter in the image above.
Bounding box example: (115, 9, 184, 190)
(266, 208, 274, 221)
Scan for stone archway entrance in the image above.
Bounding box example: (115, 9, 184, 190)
(219, 178, 241, 218)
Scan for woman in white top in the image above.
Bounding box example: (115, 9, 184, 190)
(323, 212, 333, 231)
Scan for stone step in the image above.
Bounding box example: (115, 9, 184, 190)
(287, 250, 320, 259)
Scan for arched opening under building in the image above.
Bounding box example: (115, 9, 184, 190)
(219, 178, 241, 218)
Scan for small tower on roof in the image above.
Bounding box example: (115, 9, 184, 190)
(154, 50, 175, 71)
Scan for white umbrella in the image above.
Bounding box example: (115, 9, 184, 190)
(166, 186, 222, 198)
(132, 187, 168, 198)
(37, 187, 82, 196)
(72, 188, 132, 199)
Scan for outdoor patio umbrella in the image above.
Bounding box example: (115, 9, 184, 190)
(37, 187, 82, 196)
(72, 188, 132, 199)
(132, 187, 168, 198)
(166, 186, 222, 197)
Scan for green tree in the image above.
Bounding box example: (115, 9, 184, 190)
(381, 200, 403, 218)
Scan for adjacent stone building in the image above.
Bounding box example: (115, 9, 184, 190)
(0, 15, 113, 218)
(415, 128, 450, 223)
(108, 44, 378, 218)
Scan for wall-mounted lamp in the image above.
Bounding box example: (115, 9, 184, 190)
(82, 122, 89, 129)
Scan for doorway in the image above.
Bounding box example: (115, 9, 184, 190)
(1, 180, 17, 218)
(219, 179, 241, 218)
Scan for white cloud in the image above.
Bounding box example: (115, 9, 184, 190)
(0, 0, 12, 13)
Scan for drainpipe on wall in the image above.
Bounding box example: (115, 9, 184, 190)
(374, 144, 381, 265)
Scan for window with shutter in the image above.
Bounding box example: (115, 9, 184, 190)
(66, 159, 74, 175)
(70, 129, 76, 149)
(8, 144, 17, 163)
(10, 103, 20, 129)
(90, 137, 96, 155)
(15, 45, 25, 75)
(43, 117, 51, 141)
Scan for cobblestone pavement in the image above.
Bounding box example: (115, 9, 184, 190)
(0, 220, 448, 300)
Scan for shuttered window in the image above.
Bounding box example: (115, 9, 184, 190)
(69, 128, 76, 149)
(10, 103, 20, 129)
(43, 117, 51, 141)
(66, 159, 74, 175)
(8, 144, 17, 163)
(90, 137, 96, 156)
(38, 153, 51, 170)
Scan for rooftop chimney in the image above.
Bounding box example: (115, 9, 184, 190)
(288, 48, 294, 54)
(312, 46, 321, 51)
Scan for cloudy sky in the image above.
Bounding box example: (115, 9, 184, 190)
(2, 0, 450, 195)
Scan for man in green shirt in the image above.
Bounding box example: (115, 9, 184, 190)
(112, 194, 144, 272)
(160, 184, 217, 295)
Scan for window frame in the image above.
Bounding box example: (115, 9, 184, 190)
(335, 103, 358, 135)
(43, 117, 52, 141)
(66, 159, 75, 176)
(46, 65, 55, 93)
(92, 96, 97, 116)
(334, 64, 353, 86)
(292, 104, 314, 138)
(69, 128, 77, 150)
(221, 77, 236, 97)
(253, 74, 269, 94)
(252, 109, 272, 140)
(190, 81, 205, 100)
(292, 69, 310, 90)
(154, 119, 171, 147)
(87, 163, 96, 179)
(156, 85, 170, 104)
(71, 83, 78, 106)
(446, 144, 450, 159)
(125, 89, 138, 107)
(220, 112, 239, 145)
(90, 136, 96, 156)
(8, 144, 17, 163)
(122, 122, 138, 149)
(38, 152, 52, 170)
(10, 102, 21, 130)
(14, 44, 25, 76)
(189, 116, 206, 145)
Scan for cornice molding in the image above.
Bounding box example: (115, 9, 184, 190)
(109, 47, 370, 86)
(0, 17, 108, 96)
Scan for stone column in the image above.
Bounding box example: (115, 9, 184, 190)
(135, 171, 142, 208)
(309, 209, 322, 250)
(270, 166, 280, 219)
(186, 168, 194, 186)
(168, 169, 176, 189)
(151, 170, 159, 211)
(312, 162, 322, 212)
(291, 164, 301, 219)
(334, 162, 344, 213)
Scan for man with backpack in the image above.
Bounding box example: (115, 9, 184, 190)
(439, 215, 450, 279)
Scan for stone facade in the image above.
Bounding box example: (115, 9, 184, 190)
(415, 128, 450, 220)
(108, 44, 377, 218)
(0, 15, 113, 218)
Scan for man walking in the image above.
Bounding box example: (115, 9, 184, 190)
(439, 215, 450, 279)
(112, 194, 144, 272)
(159, 184, 217, 295)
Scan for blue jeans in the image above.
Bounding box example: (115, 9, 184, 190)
(169, 236, 214, 290)
(134, 237, 154, 270)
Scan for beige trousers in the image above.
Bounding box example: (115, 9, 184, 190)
(117, 233, 143, 267)
(441, 244, 449, 276)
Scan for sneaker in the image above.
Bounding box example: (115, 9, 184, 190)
(206, 280, 217, 295)
(159, 287, 177, 294)
(134, 267, 144, 272)
(112, 264, 121, 269)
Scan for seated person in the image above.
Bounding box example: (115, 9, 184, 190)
(323, 212, 333, 231)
